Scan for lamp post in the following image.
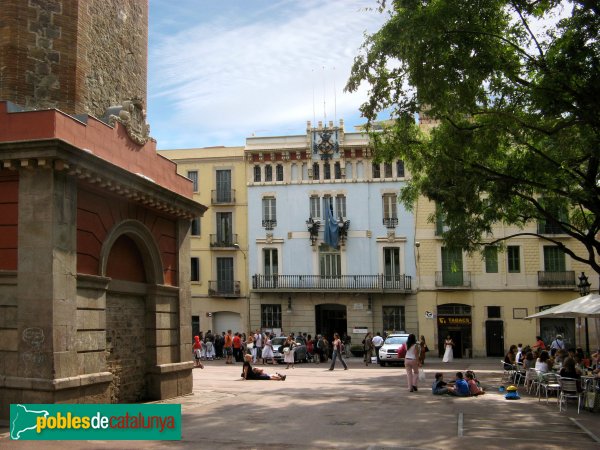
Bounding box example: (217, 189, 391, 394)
(577, 272, 591, 355)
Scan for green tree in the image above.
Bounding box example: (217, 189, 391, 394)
(346, 0, 600, 273)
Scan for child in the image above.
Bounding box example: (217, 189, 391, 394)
(451, 372, 470, 396)
(466, 371, 485, 395)
(192, 336, 204, 369)
(432, 372, 454, 395)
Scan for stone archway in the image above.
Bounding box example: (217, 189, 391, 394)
(99, 220, 164, 403)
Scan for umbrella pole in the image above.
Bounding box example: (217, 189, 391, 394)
(585, 317, 590, 356)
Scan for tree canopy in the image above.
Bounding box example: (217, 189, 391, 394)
(346, 0, 600, 273)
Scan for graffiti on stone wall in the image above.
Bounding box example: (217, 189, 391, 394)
(21, 327, 46, 376)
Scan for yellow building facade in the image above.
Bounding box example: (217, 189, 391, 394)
(158, 147, 249, 337)
(415, 196, 599, 358)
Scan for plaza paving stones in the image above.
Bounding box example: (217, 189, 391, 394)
(1, 357, 598, 449)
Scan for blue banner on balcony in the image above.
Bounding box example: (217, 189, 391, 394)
(324, 204, 339, 249)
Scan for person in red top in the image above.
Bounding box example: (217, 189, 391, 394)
(233, 332, 243, 362)
(224, 330, 234, 365)
(192, 336, 204, 368)
(533, 336, 546, 353)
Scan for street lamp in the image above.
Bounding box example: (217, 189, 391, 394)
(233, 243, 247, 260)
(577, 272, 591, 355)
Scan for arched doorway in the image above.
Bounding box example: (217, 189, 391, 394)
(100, 220, 164, 403)
(437, 303, 472, 359)
(315, 304, 347, 343)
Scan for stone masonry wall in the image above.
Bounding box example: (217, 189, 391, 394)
(105, 293, 147, 403)
(81, 0, 148, 118)
(0, 0, 147, 116)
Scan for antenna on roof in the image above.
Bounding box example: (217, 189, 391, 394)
(322, 66, 327, 122)
(312, 68, 316, 128)
(333, 66, 337, 125)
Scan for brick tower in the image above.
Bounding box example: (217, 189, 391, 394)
(0, 0, 206, 423)
(0, 0, 148, 118)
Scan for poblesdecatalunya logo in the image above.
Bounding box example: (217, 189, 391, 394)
(10, 404, 181, 440)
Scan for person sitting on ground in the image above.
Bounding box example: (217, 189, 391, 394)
(465, 370, 481, 387)
(559, 357, 582, 392)
(535, 350, 552, 373)
(432, 372, 455, 395)
(466, 371, 485, 396)
(450, 372, 470, 397)
(241, 354, 286, 381)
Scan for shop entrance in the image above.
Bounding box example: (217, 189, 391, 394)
(437, 304, 472, 358)
(315, 304, 347, 343)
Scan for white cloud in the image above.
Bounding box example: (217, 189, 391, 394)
(148, 0, 386, 148)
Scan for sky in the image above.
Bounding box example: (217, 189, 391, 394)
(147, 0, 388, 150)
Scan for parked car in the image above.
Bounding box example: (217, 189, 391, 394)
(272, 336, 308, 363)
(378, 333, 410, 366)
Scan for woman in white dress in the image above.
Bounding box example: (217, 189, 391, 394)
(442, 335, 454, 363)
(261, 334, 275, 364)
(283, 335, 296, 369)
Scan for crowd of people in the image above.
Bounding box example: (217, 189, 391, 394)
(191, 329, 360, 367)
(503, 334, 600, 393)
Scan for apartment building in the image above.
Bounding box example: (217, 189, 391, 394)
(158, 147, 249, 336)
(244, 120, 417, 343)
(415, 197, 597, 357)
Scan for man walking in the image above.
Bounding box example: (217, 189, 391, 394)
(372, 332, 384, 364)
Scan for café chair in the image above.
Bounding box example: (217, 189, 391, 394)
(525, 368, 540, 394)
(514, 364, 527, 386)
(558, 377, 583, 413)
(501, 360, 515, 382)
(538, 372, 560, 403)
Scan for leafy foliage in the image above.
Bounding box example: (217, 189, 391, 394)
(346, 0, 600, 272)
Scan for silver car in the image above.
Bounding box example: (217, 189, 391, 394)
(378, 334, 409, 366)
(271, 336, 308, 363)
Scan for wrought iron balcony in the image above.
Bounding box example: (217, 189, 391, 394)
(537, 221, 565, 235)
(262, 219, 277, 230)
(211, 189, 236, 204)
(209, 234, 238, 248)
(435, 271, 471, 288)
(208, 280, 241, 297)
(251, 274, 412, 293)
(383, 217, 398, 228)
(538, 271, 575, 288)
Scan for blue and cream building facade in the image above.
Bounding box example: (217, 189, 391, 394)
(244, 120, 418, 341)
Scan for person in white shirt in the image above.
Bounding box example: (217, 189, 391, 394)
(254, 330, 264, 363)
(550, 334, 565, 357)
(372, 332, 384, 364)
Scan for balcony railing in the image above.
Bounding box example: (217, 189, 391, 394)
(209, 234, 238, 247)
(537, 221, 565, 235)
(251, 274, 412, 292)
(208, 280, 241, 297)
(538, 271, 575, 288)
(435, 271, 471, 288)
(383, 217, 398, 228)
(211, 189, 236, 204)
